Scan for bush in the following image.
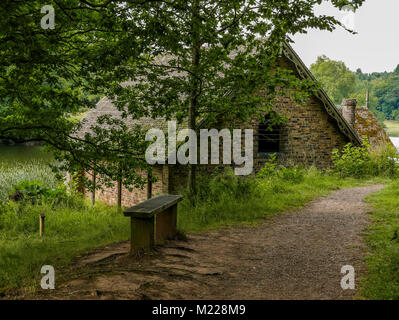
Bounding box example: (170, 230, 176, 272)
(0, 160, 58, 201)
(7, 180, 83, 208)
(190, 167, 259, 204)
(256, 154, 305, 184)
(332, 140, 399, 178)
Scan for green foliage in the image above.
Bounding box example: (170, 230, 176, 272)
(8, 180, 47, 200)
(257, 153, 278, 178)
(332, 142, 371, 178)
(7, 180, 81, 208)
(310, 55, 356, 105)
(257, 154, 305, 183)
(0, 0, 365, 194)
(0, 160, 58, 201)
(192, 168, 259, 204)
(332, 141, 399, 178)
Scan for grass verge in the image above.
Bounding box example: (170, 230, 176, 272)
(360, 180, 399, 299)
(0, 201, 130, 293)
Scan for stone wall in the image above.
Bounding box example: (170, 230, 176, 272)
(86, 165, 168, 208)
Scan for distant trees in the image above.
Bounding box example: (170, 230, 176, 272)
(311, 55, 399, 122)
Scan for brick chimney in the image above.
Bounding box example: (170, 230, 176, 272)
(342, 99, 357, 128)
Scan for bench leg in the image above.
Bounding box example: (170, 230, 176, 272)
(155, 204, 177, 245)
(130, 217, 154, 251)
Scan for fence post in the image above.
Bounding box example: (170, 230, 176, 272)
(40, 214, 45, 237)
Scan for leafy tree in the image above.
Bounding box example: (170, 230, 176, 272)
(0, 0, 366, 196)
(310, 55, 356, 105)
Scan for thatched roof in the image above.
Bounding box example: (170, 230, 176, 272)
(337, 105, 393, 148)
(77, 96, 176, 139)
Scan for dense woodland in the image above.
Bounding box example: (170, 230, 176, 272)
(310, 55, 399, 123)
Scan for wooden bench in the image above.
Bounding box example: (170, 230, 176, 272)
(124, 194, 183, 252)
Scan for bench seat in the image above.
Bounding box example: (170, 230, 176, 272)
(124, 195, 183, 252)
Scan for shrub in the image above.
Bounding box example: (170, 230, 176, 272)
(191, 167, 259, 204)
(369, 144, 399, 178)
(0, 160, 58, 201)
(332, 142, 370, 178)
(276, 166, 305, 183)
(7, 180, 83, 208)
(332, 140, 399, 178)
(257, 153, 278, 179)
(256, 153, 305, 184)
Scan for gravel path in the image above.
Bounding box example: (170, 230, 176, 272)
(28, 185, 384, 300)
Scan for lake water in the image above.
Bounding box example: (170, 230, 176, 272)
(0, 144, 52, 164)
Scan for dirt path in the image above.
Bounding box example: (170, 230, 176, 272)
(30, 185, 383, 300)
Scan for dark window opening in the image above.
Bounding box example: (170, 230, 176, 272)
(258, 116, 281, 154)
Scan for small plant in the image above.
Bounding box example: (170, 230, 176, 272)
(257, 153, 278, 179)
(8, 181, 48, 203)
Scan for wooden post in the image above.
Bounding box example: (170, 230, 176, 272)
(39, 214, 45, 237)
(147, 171, 152, 200)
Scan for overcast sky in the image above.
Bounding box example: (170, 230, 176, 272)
(291, 0, 399, 73)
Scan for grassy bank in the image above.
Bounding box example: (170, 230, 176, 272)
(384, 120, 399, 137)
(0, 200, 130, 291)
(0, 146, 130, 292)
(360, 180, 399, 299)
(177, 167, 383, 233)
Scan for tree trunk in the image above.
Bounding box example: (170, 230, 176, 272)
(91, 168, 96, 207)
(188, 0, 201, 199)
(117, 166, 122, 212)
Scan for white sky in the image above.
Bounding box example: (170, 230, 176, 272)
(291, 0, 399, 73)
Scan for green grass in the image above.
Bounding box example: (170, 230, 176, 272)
(360, 180, 399, 299)
(0, 201, 130, 292)
(0, 145, 130, 292)
(177, 167, 385, 233)
(384, 120, 399, 137)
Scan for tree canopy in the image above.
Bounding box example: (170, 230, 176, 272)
(0, 0, 366, 194)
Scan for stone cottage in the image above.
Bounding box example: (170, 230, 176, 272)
(77, 42, 386, 207)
